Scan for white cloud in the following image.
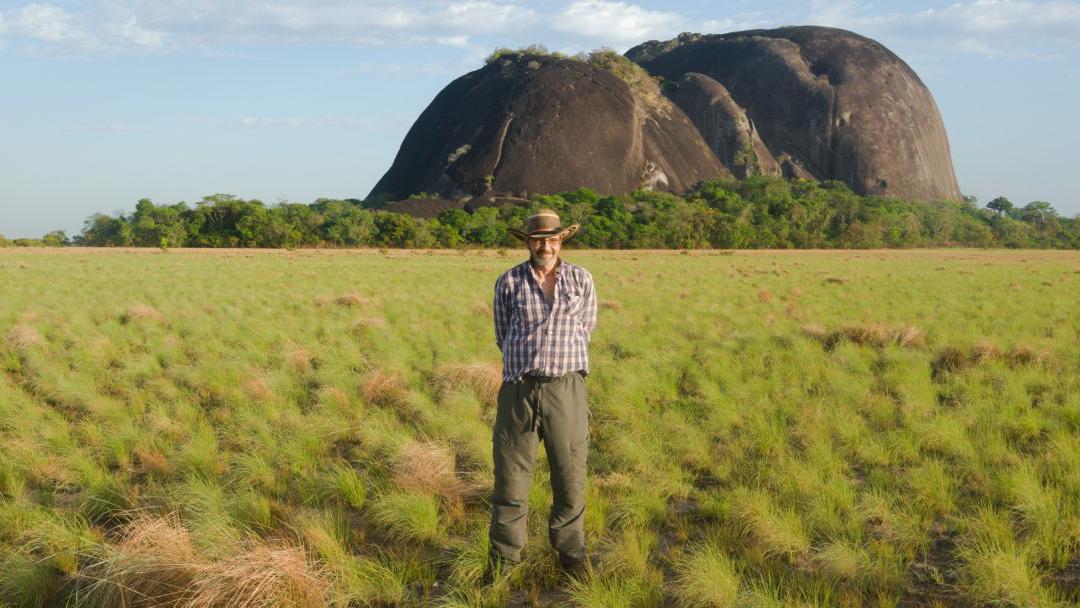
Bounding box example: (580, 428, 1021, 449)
(1, 0, 1077, 60)
(807, 0, 1080, 59)
(5, 3, 93, 46)
(551, 0, 682, 43)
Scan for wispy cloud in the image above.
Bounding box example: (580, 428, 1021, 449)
(551, 0, 682, 44)
(1, 0, 1078, 61)
(0, 0, 536, 51)
(807, 0, 1080, 59)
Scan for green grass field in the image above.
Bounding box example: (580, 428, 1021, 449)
(1, 247, 1078, 607)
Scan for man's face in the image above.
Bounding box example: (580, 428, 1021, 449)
(528, 234, 562, 268)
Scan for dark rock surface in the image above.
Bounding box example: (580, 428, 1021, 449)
(367, 54, 729, 202)
(627, 26, 962, 201)
(669, 72, 782, 179)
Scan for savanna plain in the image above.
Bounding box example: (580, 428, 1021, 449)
(1, 247, 1078, 608)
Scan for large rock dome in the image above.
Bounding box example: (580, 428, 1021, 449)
(367, 53, 729, 202)
(627, 26, 963, 201)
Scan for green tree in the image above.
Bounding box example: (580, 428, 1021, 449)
(987, 196, 1016, 218)
(78, 214, 132, 246)
(41, 230, 69, 247)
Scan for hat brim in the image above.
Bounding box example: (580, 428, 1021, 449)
(509, 224, 580, 242)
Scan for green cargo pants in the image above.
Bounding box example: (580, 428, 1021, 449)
(489, 371, 589, 563)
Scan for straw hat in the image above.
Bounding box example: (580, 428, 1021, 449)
(509, 208, 580, 241)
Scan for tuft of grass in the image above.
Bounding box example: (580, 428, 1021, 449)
(73, 513, 201, 608)
(333, 465, 367, 511)
(369, 491, 443, 544)
(5, 324, 40, 348)
(392, 440, 461, 499)
(671, 542, 741, 608)
(188, 543, 331, 608)
(334, 292, 367, 307)
(957, 538, 1056, 607)
(565, 572, 661, 608)
(123, 303, 165, 324)
(360, 369, 411, 409)
(433, 362, 502, 407)
(728, 488, 811, 564)
(802, 323, 927, 350)
(285, 347, 314, 373)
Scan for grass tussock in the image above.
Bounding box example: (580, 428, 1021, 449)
(74, 513, 201, 607)
(671, 542, 741, 607)
(393, 440, 460, 499)
(334, 292, 367, 307)
(802, 323, 926, 350)
(433, 362, 502, 406)
(600, 299, 623, 311)
(286, 347, 314, 373)
(360, 369, 411, 409)
(76, 514, 333, 608)
(932, 340, 1050, 378)
(728, 489, 811, 564)
(5, 324, 40, 348)
(350, 316, 387, 334)
(124, 303, 165, 324)
(188, 544, 330, 608)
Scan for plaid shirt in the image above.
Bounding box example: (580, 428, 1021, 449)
(494, 258, 598, 383)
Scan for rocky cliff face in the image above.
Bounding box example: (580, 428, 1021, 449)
(368, 53, 728, 202)
(628, 26, 962, 201)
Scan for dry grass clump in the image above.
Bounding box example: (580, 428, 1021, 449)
(334, 292, 367, 307)
(801, 323, 927, 350)
(75, 513, 200, 607)
(757, 288, 774, 303)
(1004, 344, 1047, 367)
(132, 446, 172, 478)
(350, 317, 387, 334)
(124, 304, 165, 324)
(188, 544, 329, 608)
(241, 376, 272, 401)
(360, 369, 410, 409)
(599, 299, 623, 311)
(433, 362, 501, 406)
(470, 301, 493, 317)
(970, 339, 1001, 364)
(76, 514, 333, 608)
(392, 441, 461, 499)
(932, 341, 1049, 379)
(5, 324, 40, 348)
(286, 348, 314, 373)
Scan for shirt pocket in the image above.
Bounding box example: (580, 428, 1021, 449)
(560, 290, 583, 314)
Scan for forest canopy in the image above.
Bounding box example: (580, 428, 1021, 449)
(10, 177, 1078, 249)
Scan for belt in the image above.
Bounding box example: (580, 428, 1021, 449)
(523, 372, 566, 383)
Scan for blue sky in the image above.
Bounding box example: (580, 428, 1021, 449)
(1, 0, 1078, 238)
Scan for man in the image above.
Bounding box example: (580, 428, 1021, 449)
(488, 208, 598, 577)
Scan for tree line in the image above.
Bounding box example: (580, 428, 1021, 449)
(3, 177, 1077, 249)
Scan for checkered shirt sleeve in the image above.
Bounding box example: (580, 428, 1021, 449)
(493, 260, 597, 382)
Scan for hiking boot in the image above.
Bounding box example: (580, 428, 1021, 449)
(482, 551, 520, 585)
(557, 552, 592, 577)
